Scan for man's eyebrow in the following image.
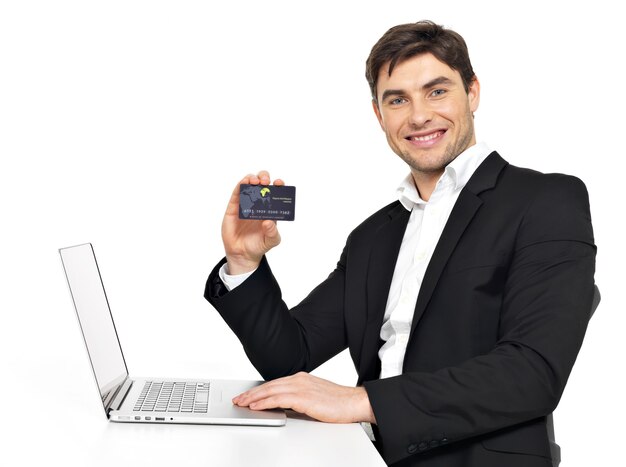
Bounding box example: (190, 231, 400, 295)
(380, 89, 405, 102)
(422, 76, 455, 89)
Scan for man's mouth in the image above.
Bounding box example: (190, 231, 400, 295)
(405, 130, 446, 147)
(406, 130, 446, 143)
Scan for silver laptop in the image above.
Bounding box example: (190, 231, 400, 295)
(59, 243, 285, 426)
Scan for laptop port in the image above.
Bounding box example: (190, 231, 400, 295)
(156, 417, 165, 421)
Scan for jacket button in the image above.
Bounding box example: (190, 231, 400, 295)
(407, 443, 418, 454)
(418, 442, 428, 451)
(429, 440, 439, 448)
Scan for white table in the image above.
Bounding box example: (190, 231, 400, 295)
(5, 366, 386, 466)
(13, 411, 385, 466)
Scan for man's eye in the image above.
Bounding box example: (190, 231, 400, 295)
(431, 89, 446, 97)
(390, 97, 406, 105)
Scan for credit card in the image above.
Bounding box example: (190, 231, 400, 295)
(239, 184, 296, 221)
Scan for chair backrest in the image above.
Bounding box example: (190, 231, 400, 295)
(590, 284, 601, 318)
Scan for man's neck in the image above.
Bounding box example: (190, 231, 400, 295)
(411, 170, 443, 202)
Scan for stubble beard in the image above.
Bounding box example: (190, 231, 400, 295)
(394, 115, 476, 175)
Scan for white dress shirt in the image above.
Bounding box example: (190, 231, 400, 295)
(220, 264, 254, 290)
(219, 142, 492, 380)
(378, 142, 492, 378)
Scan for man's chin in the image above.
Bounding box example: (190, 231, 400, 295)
(399, 153, 456, 175)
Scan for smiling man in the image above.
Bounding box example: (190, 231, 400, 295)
(205, 21, 596, 467)
(373, 53, 479, 201)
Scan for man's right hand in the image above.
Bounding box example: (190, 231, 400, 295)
(222, 171, 285, 275)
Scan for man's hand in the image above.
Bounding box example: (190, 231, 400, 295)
(232, 372, 377, 424)
(222, 170, 284, 275)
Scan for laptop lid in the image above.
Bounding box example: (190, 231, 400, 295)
(59, 243, 129, 416)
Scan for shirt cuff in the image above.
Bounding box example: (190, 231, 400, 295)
(218, 263, 256, 291)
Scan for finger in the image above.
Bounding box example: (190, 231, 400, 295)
(256, 170, 271, 185)
(262, 220, 280, 238)
(232, 386, 268, 406)
(234, 380, 294, 406)
(234, 372, 307, 405)
(232, 172, 283, 193)
(255, 171, 286, 186)
(249, 394, 298, 412)
(234, 384, 281, 406)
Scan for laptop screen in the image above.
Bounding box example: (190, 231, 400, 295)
(59, 244, 128, 411)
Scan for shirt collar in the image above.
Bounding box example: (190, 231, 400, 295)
(445, 141, 492, 191)
(396, 142, 492, 211)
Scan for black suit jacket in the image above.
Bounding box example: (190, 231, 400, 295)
(205, 152, 596, 467)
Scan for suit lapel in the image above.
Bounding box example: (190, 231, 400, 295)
(358, 202, 410, 382)
(409, 152, 509, 337)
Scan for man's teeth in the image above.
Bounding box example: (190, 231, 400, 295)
(410, 131, 442, 141)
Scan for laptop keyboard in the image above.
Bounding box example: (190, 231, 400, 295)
(133, 381, 210, 413)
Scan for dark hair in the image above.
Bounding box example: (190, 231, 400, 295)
(365, 20, 476, 102)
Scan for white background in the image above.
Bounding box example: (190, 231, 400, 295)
(1, 1, 623, 465)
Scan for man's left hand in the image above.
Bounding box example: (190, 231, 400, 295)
(232, 372, 377, 424)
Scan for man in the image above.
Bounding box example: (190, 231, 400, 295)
(205, 21, 596, 467)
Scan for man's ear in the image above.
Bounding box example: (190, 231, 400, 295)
(372, 99, 385, 131)
(468, 76, 480, 113)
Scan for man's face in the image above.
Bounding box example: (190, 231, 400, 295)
(373, 53, 480, 177)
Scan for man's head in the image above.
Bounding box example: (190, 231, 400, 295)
(366, 21, 475, 104)
(365, 21, 480, 190)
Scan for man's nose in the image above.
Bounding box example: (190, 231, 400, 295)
(408, 101, 434, 128)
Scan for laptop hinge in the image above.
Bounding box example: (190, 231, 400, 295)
(107, 378, 134, 414)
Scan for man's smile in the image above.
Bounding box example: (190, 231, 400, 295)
(405, 129, 447, 146)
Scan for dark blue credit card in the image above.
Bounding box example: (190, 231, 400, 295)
(239, 184, 296, 221)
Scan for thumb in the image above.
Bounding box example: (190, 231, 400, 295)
(262, 220, 281, 247)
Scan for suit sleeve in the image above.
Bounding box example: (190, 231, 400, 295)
(363, 175, 596, 465)
(204, 242, 350, 380)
